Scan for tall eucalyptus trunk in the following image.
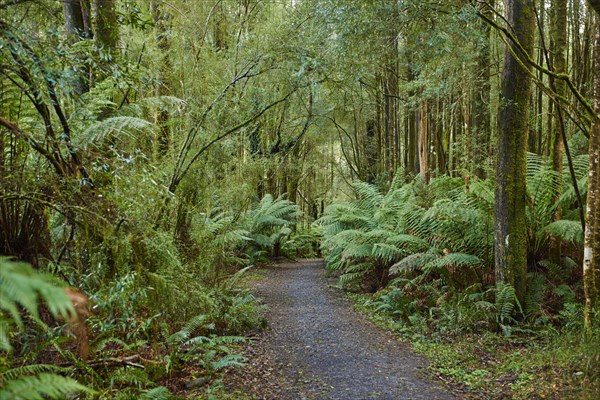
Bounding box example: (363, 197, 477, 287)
(494, 0, 535, 306)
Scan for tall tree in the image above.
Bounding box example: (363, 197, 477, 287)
(494, 0, 535, 305)
(547, 0, 567, 264)
(418, 100, 429, 183)
(583, 0, 600, 332)
(472, 1, 493, 178)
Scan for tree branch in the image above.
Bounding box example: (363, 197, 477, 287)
(472, 0, 596, 119)
(171, 90, 297, 191)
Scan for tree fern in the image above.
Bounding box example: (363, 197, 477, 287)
(389, 252, 440, 275)
(541, 219, 583, 245)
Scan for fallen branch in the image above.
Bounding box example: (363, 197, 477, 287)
(58, 354, 162, 369)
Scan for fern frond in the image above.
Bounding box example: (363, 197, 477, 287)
(495, 283, 517, 327)
(428, 253, 483, 270)
(389, 252, 440, 275)
(75, 116, 154, 148)
(168, 314, 208, 344)
(0, 257, 73, 348)
(0, 373, 92, 400)
(371, 243, 405, 263)
(541, 219, 583, 245)
(210, 354, 246, 370)
(140, 386, 171, 400)
(0, 365, 69, 383)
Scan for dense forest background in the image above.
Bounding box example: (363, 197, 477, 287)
(1, 0, 600, 398)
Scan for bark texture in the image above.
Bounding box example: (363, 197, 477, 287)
(472, 0, 492, 179)
(548, 0, 567, 264)
(494, 0, 535, 306)
(583, 16, 600, 333)
(418, 100, 429, 184)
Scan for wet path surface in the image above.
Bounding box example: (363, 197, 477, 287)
(233, 259, 453, 400)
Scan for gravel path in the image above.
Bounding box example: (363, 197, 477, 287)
(228, 259, 453, 400)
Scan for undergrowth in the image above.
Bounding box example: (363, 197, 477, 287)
(319, 166, 598, 398)
(1, 193, 302, 399)
(352, 292, 600, 399)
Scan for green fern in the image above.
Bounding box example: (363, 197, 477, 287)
(75, 116, 155, 149)
(541, 219, 583, 245)
(168, 314, 209, 345)
(495, 283, 522, 336)
(0, 373, 92, 400)
(140, 386, 172, 400)
(0, 257, 74, 350)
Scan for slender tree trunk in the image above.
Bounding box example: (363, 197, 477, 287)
(407, 109, 417, 177)
(473, 1, 493, 178)
(151, 1, 172, 156)
(532, 2, 544, 154)
(583, 2, 600, 333)
(365, 119, 378, 183)
(418, 100, 429, 184)
(548, 0, 567, 264)
(495, 0, 535, 306)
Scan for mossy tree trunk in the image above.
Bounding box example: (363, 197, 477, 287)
(94, 0, 119, 52)
(548, 0, 567, 264)
(494, 0, 535, 306)
(472, 0, 492, 179)
(151, 1, 172, 156)
(583, 8, 600, 333)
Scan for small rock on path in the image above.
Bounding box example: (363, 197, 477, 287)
(226, 259, 453, 400)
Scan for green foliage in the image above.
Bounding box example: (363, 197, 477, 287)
(168, 315, 246, 377)
(0, 373, 93, 400)
(0, 258, 92, 399)
(318, 177, 493, 291)
(0, 257, 73, 350)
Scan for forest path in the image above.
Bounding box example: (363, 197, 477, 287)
(226, 259, 453, 400)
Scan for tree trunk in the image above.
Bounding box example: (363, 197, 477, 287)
(63, 0, 91, 95)
(494, 0, 535, 306)
(365, 119, 378, 183)
(473, 1, 493, 178)
(94, 0, 119, 51)
(151, 1, 172, 156)
(418, 100, 429, 184)
(583, 2, 600, 333)
(548, 0, 567, 264)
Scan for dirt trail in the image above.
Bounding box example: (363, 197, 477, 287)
(228, 259, 453, 400)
